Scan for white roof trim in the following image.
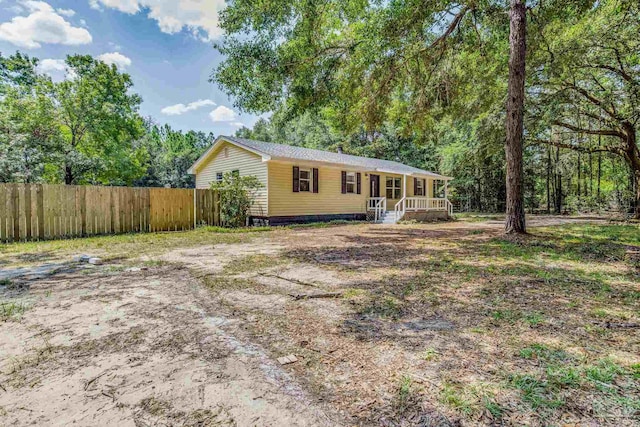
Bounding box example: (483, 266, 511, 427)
(187, 136, 271, 174)
(376, 169, 453, 180)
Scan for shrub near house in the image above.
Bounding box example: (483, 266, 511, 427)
(211, 172, 263, 228)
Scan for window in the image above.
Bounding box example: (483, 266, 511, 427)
(415, 178, 424, 196)
(386, 177, 402, 199)
(341, 171, 360, 194)
(299, 168, 311, 192)
(345, 172, 356, 194)
(216, 172, 223, 182)
(294, 167, 319, 193)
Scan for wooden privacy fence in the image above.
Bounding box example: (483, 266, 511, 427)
(0, 184, 220, 243)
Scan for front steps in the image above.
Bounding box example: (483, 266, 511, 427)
(378, 211, 399, 224)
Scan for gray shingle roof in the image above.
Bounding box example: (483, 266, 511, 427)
(223, 136, 450, 179)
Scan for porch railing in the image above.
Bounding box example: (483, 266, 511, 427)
(406, 198, 451, 212)
(395, 197, 406, 222)
(395, 197, 453, 221)
(369, 197, 453, 223)
(367, 197, 387, 222)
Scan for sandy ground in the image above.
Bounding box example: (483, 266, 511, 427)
(0, 254, 339, 426)
(0, 216, 630, 426)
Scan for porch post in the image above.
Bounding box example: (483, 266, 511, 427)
(445, 180, 449, 200)
(403, 175, 407, 198)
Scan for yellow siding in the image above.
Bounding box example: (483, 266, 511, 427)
(268, 162, 367, 216)
(195, 142, 268, 216)
(268, 163, 440, 217)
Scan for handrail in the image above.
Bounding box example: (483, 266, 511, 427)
(375, 197, 386, 223)
(367, 197, 387, 223)
(394, 197, 406, 222)
(446, 199, 454, 217)
(367, 197, 385, 210)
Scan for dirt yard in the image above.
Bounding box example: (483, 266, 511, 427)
(1, 216, 638, 426)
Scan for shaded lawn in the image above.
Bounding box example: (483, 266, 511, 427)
(266, 222, 640, 426)
(2, 219, 638, 425)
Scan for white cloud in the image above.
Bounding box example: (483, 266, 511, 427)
(0, 0, 92, 49)
(36, 58, 77, 81)
(162, 99, 216, 116)
(90, 0, 226, 41)
(230, 122, 245, 128)
(0, 1, 92, 49)
(210, 106, 237, 122)
(56, 8, 75, 17)
(97, 52, 132, 70)
(37, 58, 66, 73)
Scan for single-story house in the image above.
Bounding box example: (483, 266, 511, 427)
(188, 136, 453, 225)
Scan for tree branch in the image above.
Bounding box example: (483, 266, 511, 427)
(585, 64, 635, 83)
(563, 81, 618, 121)
(428, 6, 470, 49)
(552, 120, 626, 139)
(532, 139, 622, 156)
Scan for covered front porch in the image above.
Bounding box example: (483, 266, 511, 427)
(366, 173, 453, 223)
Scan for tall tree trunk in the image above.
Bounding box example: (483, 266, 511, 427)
(597, 145, 602, 202)
(546, 147, 551, 214)
(631, 161, 640, 220)
(589, 151, 593, 199)
(622, 123, 640, 219)
(504, 0, 527, 234)
(635, 171, 640, 220)
(555, 146, 562, 214)
(65, 164, 74, 185)
(577, 152, 582, 200)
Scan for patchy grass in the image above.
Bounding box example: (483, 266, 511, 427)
(203, 226, 273, 233)
(0, 227, 280, 269)
(286, 220, 366, 229)
(439, 381, 477, 416)
(221, 254, 286, 275)
(242, 220, 640, 425)
(395, 375, 416, 413)
(0, 301, 29, 321)
(2, 218, 637, 425)
(422, 347, 439, 362)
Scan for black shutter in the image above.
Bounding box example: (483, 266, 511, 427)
(313, 168, 319, 193)
(423, 179, 426, 196)
(356, 173, 361, 194)
(341, 171, 347, 194)
(293, 166, 300, 192)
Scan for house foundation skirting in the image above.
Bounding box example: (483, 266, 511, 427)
(403, 211, 450, 222)
(251, 214, 366, 226)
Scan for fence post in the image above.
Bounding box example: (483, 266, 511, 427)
(12, 185, 20, 242)
(0, 184, 5, 243)
(24, 184, 32, 241)
(79, 186, 87, 237)
(36, 184, 44, 240)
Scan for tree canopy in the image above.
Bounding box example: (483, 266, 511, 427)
(0, 52, 210, 188)
(215, 0, 640, 218)
(2, 1, 639, 219)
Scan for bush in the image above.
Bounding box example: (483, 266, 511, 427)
(210, 173, 263, 228)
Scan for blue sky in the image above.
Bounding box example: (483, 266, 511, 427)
(0, 0, 261, 134)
